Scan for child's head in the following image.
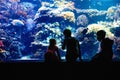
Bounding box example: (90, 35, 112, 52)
(49, 38, 56, 46)
(63, 29, 71, 37)
(97, 30, 106, 41)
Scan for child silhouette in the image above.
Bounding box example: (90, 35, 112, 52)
(44, 38, 61, 63)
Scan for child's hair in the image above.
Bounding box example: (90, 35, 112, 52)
(49, 38, 56, 49)
(63, 29, 71, 37)
(97, 30, 106, 38)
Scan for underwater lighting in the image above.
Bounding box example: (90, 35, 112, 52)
(61, 56, 65, 60)
(21, 56, 31, 60)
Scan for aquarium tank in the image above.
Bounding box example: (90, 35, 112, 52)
(0, 0, 120, 62)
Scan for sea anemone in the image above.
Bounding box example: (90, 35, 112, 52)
(87, 24, 114, 39)
(61, 11, 75, 22)
(77, 14, 88, 27)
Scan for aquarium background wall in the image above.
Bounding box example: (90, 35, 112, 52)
(0, 0, 120, 62)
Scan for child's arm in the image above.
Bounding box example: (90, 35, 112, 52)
(77, 41, 82, 62)
(56, 48, 61, 61)
(61, 39, 66, 50)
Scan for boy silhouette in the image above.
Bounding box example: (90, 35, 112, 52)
(62, 29, 82, 62)
(92, 30, 114, 62)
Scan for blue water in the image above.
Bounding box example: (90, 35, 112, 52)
(0, 0, 120, 62)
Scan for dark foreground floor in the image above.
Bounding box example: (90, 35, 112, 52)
(1, 54, 120, 80)
(1, 61, 120, 80)
(1, 57, 120, 80)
